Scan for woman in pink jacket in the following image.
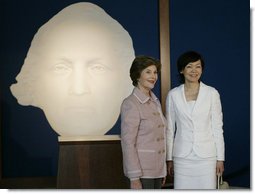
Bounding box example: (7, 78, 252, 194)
(121, 56, 167, 189)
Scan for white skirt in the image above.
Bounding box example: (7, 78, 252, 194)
(174, 150, 217, 189)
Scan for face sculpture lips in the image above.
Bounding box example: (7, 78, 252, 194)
(65, 106, 96, 115)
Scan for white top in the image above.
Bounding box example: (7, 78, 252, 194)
(187, 100, 196, 114)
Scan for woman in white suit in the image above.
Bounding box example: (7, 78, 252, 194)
(166, 51, 225, 189)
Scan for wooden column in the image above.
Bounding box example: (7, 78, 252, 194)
(159, 0, 171, 114)
(57, 135, 128, 189)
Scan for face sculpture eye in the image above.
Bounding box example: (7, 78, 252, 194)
(52, 63, 72, 75)
(88, 63, 110, 75)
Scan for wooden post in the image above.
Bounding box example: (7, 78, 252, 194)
(159, 0, 171, 114)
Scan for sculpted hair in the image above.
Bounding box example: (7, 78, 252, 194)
(130, 55, 161, 86)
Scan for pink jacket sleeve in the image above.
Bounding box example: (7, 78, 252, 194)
(121, 99, 143, 179)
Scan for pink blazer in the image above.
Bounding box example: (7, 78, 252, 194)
(121, 87, 167, 179)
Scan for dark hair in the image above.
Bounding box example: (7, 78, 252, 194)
(130, 55, 161, 86)
(177, 51, 205, 83)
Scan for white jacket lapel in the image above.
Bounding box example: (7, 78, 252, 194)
(192, 82, 208, 116)
(179, 84, 193, 120)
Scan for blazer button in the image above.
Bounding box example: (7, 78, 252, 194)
(157, 137, 160, 141)
(158, 150, 161, 154)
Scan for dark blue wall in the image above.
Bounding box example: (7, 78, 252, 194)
(0, 0, 250, 188)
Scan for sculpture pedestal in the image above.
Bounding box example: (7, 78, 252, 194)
(57, 135, 128, 189)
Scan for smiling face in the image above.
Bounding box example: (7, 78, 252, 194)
(137, 65, 158, 93)
(181, 60, 202, 84)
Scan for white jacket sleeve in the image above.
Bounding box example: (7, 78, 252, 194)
(211, 89, 225, 161)
(166, 91, 176, 161)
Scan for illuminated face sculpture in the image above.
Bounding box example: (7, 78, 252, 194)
(10, 3, 134, 136)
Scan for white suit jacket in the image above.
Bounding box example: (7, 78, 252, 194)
(166, 82, 225, 161)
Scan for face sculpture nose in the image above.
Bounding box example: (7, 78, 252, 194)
(69, 67, 91, 95)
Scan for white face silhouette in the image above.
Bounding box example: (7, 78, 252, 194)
(10, 3, 134, 136)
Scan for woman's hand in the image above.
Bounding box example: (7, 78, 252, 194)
(167, 161, 174, 176)
(161, 176, 166, 186)
(216, 161, 224, 175)
(130, 179, 142, 189)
